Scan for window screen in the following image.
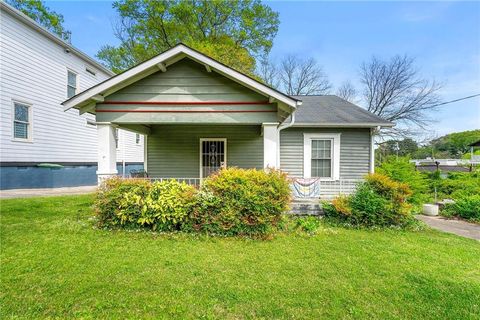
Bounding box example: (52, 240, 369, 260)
(311, 139, 332, 177)
(14, 103, 30, 139)
(67, 71, 77, 98)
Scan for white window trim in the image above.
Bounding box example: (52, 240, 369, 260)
(303, 133, 341, 180)
(67, 68, 79, 98)
(199, 138, 227, 179)
(11, 100, 33, 143)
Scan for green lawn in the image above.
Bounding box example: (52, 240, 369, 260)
(1, 195, 479, 319)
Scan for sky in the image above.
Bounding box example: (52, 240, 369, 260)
(46, 0, 480, 139)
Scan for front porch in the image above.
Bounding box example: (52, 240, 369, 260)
(96, 122, 279, 182)
(98, 122, 360, 200)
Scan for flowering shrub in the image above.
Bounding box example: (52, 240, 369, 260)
(94, 168, 291, 236)
(185, 168, 291, 236)
(324, 173, 414, 227)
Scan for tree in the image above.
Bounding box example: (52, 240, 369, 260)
(360, 55, 441, 137)
(257, 55, 279, 88)
(7, 0, 70, 40)
(377, 138, 418, 158)
(431, 129, 480, 157)
(277, 55, 331, 95)
(336, 80, 357, 102)
(97, 0, 280, 75)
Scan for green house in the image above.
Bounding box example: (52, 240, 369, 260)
(62, 44, 393, 198)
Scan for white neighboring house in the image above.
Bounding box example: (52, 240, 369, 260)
(0, 2, 144, 189)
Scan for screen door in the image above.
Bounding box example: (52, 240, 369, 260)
(200, 139, 226, 178)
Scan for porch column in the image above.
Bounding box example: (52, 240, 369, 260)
(262, 123, 279, 169)
(96, 123, 117, 184)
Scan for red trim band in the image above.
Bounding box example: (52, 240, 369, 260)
(100, 101, 271, 105)
(96, 109, 276, 113)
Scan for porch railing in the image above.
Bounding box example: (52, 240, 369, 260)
(126, 176, 361, 199)
(129, 177, 203, 188)
(289, 177, 361, 199)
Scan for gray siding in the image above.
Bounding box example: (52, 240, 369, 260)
(280, 128, 371, 179)
(97, 59, 279, 124)
(147, 125, 263, 178)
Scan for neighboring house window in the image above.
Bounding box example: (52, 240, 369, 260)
(135, 133, 140, 144)
(67, 70, 77, 98)
(303, 133, 341, 180)
(115, 129, 119, 149)
(13, 102, 31, 140)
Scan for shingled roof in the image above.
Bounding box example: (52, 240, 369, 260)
(291, 95, 394, 127)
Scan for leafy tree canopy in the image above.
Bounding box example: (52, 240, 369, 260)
(377, 138, 418, 158)
(431, 129, 480, 157)
(377, 130, 480, 160)
(97, 0, 280, 75)
(7, 0, 70, 40)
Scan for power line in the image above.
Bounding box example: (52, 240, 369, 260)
(431, 93, 480, 108)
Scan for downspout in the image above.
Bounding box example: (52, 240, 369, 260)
(276, 103, 299, 168)
(370, 126, 381, 173)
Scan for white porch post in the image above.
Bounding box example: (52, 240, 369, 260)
(262, 123, 279, 169)
(96, 123, 118, 184)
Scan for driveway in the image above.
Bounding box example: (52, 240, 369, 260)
(417, 215, 480, 241)
(0, 186, 97, 199)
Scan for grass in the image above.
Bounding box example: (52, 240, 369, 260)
(1, 195, 479, 319)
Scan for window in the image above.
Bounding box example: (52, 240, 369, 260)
(311, 139, 332, 178)
(135, 133, 140, 144)
(115, 129, 119, 149)
(303, 133, 341, 180)
(13, 102, 31, 140)
(67, 70, 77, 98)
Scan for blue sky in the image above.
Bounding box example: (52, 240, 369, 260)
(46, 0, 480, 138)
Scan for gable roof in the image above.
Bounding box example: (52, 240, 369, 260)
(62, 43, 301, 111)
(1, 1, 114, 77)
(291, 95, 394, 127)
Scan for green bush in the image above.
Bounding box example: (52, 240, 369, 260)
(377, 156, 429, 205)
(442, 195, 480, 222)
(432, 171, 480, 200)
(95, 177, 151, 228)
(324, 173, 414, 227)
(295, 216, 322, 234)
(94, 168, 291, 237)
(186, 168, 291, 236)
(95, 178, 195, 231)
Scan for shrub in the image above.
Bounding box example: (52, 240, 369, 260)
(295, 216, 322, 234)
(95, 178, 195, 231)
(377, 156, 429, 205)
(186, 168, 291, 236)
(432, 171, 480, 200)
(442, 195, 480, 222)
(324, 173, 414, 227)
(95, 168, 291, 236)
(95, 177, 151, 228)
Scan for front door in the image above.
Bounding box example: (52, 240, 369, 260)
(200, 139, 226, 178)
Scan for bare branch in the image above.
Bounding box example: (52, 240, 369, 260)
(257, 56, 279, 88)
(278, 55, 331, 95)
(360, 55, 442, 137)
(336, 80, 357, 102)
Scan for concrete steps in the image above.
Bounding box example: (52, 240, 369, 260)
(288, 199, 323, 216)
